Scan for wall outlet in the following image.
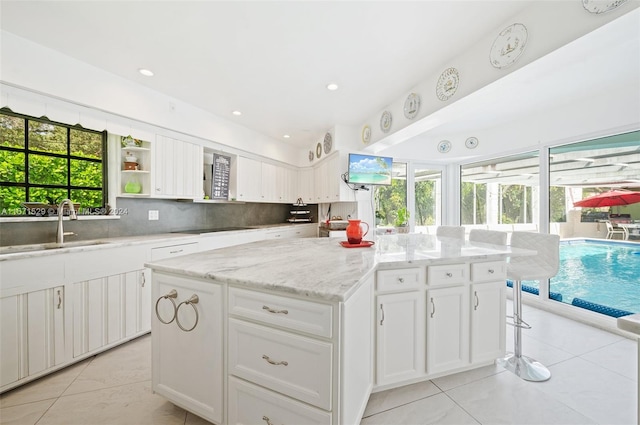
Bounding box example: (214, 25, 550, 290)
(148, 210, 159, 220)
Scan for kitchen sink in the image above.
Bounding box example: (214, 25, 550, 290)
(0, 240, 112, 255)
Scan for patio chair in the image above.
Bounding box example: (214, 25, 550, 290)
(605, 220, 628, 240)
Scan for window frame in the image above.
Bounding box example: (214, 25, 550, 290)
(0, 109, 108, 216)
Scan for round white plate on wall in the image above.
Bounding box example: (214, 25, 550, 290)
(403, 93, 421, 119)
(465, 137, 479, 149)
(323, 132, 332, 154)
(380, 111, 392, 133)
(582, 0, 628, 14)
(490, 23, 528, 69)
(436, 68, 459, 101)
(362, 125, 371, 144)
(437, 140, 452, 153)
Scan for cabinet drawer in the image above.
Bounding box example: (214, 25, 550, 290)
(470, 261, 507, 282)
(150, 242, 198, 261)
(229, 319, 332, 410)
(229, 287, 333, 338)
(427, 264, 468, 286)
(376, 268, 423, 293)
(228, 377, 331, 425)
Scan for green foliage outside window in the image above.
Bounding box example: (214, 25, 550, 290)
(0, 110, 106, 215)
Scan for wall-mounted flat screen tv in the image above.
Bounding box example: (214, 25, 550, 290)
(347, 153, 393, 186)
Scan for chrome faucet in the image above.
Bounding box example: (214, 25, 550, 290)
(56, 199, 78, 244)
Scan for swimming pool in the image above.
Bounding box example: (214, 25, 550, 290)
(523, 239, 640, 315)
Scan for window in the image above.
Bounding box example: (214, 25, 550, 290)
(0, 110, 107, 216)
(461, 152, 539, 227)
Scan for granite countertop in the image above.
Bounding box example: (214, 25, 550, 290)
(146, 234, 528, 302)
(617, 313, 640, 337)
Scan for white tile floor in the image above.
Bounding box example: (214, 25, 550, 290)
(1, 304, 637, 425)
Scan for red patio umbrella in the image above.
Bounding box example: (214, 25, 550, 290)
(573, 189, 640, 208)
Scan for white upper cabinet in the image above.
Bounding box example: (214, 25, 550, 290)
(297, 168, 314, 203)
(235, 157, 262, 201)
(151, 136, 203, 199)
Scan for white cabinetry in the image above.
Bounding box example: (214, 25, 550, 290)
(426, 285, 469, 374)
(0, 286, 65, 388)
(152, 136, 203, 199)
(72, 269, 148, 358)
(314, 153, 352, 202)
(298, 167, 315, 203)
(235, 156, 261, 201)
(470, 261, 507, 363)
(375, 268, 425, 387)
(376, 291, 424, 386)
(374, 260, 506, 389)
(152, 272, 223, 424)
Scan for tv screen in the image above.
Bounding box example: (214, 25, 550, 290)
(347, 153, 393, 186)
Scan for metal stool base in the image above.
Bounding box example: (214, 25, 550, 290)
(497, 353, 551, 382)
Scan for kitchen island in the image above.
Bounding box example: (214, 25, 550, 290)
(146, 234, 530, 425)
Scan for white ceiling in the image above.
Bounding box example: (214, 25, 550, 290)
(0, 1, 638, 153)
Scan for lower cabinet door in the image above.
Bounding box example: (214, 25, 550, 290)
(376, 291, 425, 386)
(470, 281, 506, 364)
(152, 273, 223, 424)
(228, 376, 331, 425)
(426, 286, 469, 375)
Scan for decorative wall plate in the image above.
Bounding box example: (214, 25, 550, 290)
(362, 125, 371, 144)
(316, 142, 322, 159)
(403, 93, 421, 119)
(490, 23, 528, 69)
(323, 132, 332, 154)
(436, 68, 459, 101)
(437, 140, 452, 153)
(465, 137, 479, 149)
(380, 111, 392, 133)
(309, 150, 314, 162)
(582, 0, 628, 14)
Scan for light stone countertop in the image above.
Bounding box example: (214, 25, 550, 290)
(617, 313, 640, 337)
(146, 234, 530, 302)
(0, 223, 317, 261)
(0, 233, 200, 261)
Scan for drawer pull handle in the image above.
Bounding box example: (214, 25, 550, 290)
(169, 249, 183, 254)
(176, 294, 199, 332)
(155, 289, 178, 324)
(380, 303, 385, 326)
(430, 297, 435, 318)
(397, 277, 404, 283)
(262, 305, 288, 315)
(446, 272, 453, 277)
(488, 269, 495, 274)
(262, 354, 288, 366)
(262, 416, 275, 425)
(474, 291, 479, 310)
(57, 289, 62, 309)
(141, 272, 146, 287)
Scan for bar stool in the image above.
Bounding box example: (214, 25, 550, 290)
(468, 229, 507, 246)
(498, 231, 560, 381)
(436, 225, 465, 239)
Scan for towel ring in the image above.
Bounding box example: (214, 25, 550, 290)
(155, 289, 178, 324)
(176, 294, 199, 332)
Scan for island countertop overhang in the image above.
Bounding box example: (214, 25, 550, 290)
(145, 234, 533, 302)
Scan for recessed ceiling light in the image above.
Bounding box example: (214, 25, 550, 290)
(326, 83, 339, 91)
(232, 110, 242, 116)
(283, 134, 290, 139)
(138, 68, 154, 77)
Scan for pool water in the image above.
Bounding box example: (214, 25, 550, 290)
(528, 240, 640, 314)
